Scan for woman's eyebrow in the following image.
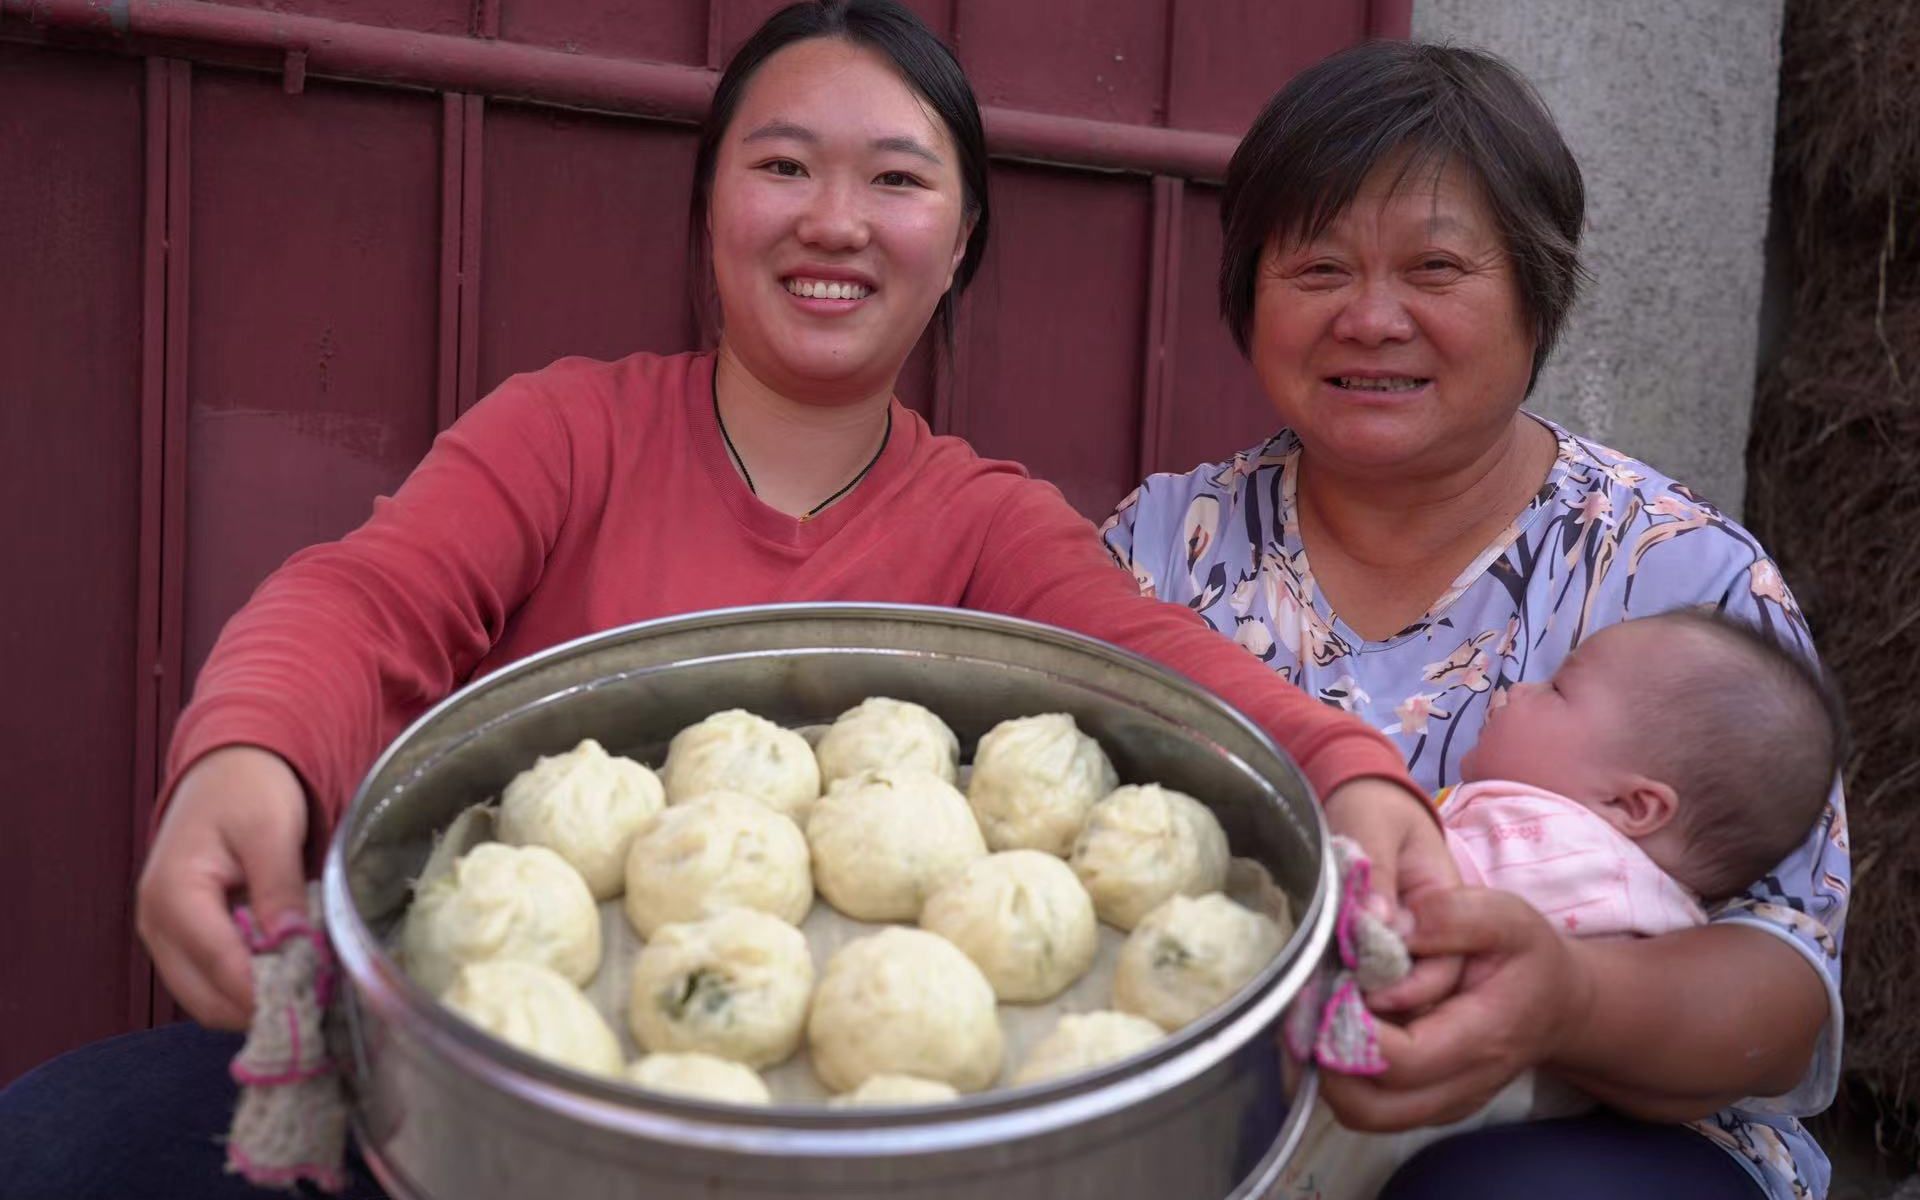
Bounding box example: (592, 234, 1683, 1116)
(740, 121, 942, 166)
(872, 135, 943, 165)
(742, 119, 817, 144)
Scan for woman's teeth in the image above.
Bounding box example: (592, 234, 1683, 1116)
(785, 278, 871, 300)
(1332, 376, 1426, 392)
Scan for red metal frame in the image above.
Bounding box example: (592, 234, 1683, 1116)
(149, 55, 192, 1027)
(1139, 174, 1184, 479)
(436, 93, 464, 432)
(130, 56, 171, 1035)
(0, 0, 1243, 179)
(457, 95, 484, 414)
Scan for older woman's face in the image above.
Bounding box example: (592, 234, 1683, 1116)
(1250, 159, 1535, 475)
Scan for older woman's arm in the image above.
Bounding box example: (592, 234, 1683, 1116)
(1552, 923, 1827, 1118)
(1321, 888, 1828, 1130)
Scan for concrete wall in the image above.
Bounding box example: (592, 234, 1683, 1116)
(1411, 0, 1785, 516)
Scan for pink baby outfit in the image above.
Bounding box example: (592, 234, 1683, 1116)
(1438, 779, 1707, 938)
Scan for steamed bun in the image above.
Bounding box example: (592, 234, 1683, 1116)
(966, 713, 1118, 856)
(627, 909, 814, 1069)
(807, 768, 986, 921)
(623, 792, 813, 938)
(401, 842, 601, 997)
(662, 709, 819, 823)
(440, 960, 623, 1077)
(1112, 893, 1284, 1031)
(497, 738, 664, 900)
(919, 850, 1097, 1002)
(1069, 784, 1229, 929)
(813, 697, 959, 787)
(807, 928, 1002, 1094)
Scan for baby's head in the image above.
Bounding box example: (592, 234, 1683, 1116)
(1461, 610, 1845, 900)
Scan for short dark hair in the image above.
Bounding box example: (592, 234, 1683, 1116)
(1218, 41, 1588, 393)
(1640, 609, 1848, 901)
(687, 0, 990, 350)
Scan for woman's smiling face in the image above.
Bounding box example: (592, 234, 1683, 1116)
(708, 37, 972, 403)
(1249, 157, 1537, 476)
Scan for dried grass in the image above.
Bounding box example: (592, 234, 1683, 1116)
(1748, 0, 1920, 1161)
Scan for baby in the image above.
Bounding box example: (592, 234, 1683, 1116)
(1284, 609, 1846, 1200)
(1442, 607, 1844, 939)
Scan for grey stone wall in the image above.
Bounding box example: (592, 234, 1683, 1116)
(1411, 0, 1784, 515)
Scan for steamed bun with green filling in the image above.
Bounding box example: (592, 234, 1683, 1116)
(627, 909, 814, 1069)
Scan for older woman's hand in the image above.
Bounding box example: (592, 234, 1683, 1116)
(1320, 778, 1463, 1012)
(1319, 887, 1595, 1132)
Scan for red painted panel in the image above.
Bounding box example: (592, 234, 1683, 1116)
(1166, 0, 1369, 134)
(1152, 184, 1277, 476)
(208, 0, 470, 37)
(954, 0, 1168, 127)
(0, 44, 145, 1083)
(182, 71, 442, 686)
(477, 103, 700, 392)
(957, 163, 1151, 517)
(709, 0, 954, 68)
(498, 0, 706, 70)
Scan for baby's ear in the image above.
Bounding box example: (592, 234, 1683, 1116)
(1611, 775, 1680, 837)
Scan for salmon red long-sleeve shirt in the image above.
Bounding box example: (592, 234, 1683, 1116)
(163, 351, 1417, 829)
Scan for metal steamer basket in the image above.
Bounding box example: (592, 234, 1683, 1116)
(323, 604, 1335, 1200)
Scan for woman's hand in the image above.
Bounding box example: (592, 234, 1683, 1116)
(136, 746, 312, 1030)
(1320, 777, 1463, 1011)
(1319, 887, 1594, 1132)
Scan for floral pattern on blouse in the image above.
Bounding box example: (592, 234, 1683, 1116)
(1102, 417, 1847, 1200)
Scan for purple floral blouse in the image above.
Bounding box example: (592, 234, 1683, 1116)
(1102, 417, 1848, 1200)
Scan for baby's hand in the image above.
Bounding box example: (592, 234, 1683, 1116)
(1321, 778, 1463, 1014)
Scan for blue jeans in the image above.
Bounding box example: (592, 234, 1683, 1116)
(0, 1023, 388, 1200)
(1381, 1108, 1765, 1199)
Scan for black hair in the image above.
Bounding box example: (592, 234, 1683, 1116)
(1218, 41, 1589, 394)
(1640, 609, 1848, 900)
(687, 0, 989, 351)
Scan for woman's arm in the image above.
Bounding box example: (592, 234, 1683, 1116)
(1324, 887, 1828, 1130)
(161, 375, 575, 827)
(963, 478, 1421, 806)
(142, 373, 579, 1027)
(1553, 923, 1827, 1118)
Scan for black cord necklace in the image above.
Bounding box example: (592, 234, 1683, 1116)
(713, 372, 892, 522)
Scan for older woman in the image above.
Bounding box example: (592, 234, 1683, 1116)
(1105, 42, 1845, 1200)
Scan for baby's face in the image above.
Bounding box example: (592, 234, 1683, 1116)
(1460, 621, 1652, 804)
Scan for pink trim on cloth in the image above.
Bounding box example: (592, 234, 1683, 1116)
(225, 1143, 349, 1194)
(1284, 836, 1413, 1078)
(1440, 780, 1706, 938)
(224, 889, 350, 1193)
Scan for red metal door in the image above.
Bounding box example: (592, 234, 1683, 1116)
(0, 0, 1408, 1080)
